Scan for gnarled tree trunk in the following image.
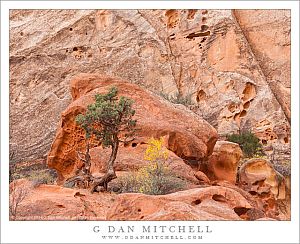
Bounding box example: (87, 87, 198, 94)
(90, 135, 119, 192)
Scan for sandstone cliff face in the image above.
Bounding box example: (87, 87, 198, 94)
(9, 10, 290, 167)
(234, 10, 291, 123)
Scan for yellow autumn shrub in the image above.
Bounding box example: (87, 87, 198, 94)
(116, 137, 187, 195)
(144, 137, 168, 162)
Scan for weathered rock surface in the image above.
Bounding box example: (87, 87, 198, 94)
(10, 179, 114, 220)
(239, 158, 286, 200)
(106, 186, 252, 220)
(47, 73, 218, 183)
(203, 141, 243, 183)
(11, 176, 289, 220)
(194, 171, 210, 184)
(238, 158, 290, 220)
(143, 200, 241, 221)
(10, 10, 290, 168)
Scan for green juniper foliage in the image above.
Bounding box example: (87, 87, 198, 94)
(226, 131, 264, 158)
(75, 87, 136, 148)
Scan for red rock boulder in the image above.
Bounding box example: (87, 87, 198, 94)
(239, 158, 286, 199)
(203, 141, 243, 183)
(47, 73, 218, 183)
(238, 158, 289, 220)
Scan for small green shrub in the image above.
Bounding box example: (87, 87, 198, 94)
(10, 163, 57, 185)
(116, 168, 187, 195)
(116, 173, 139, 193)
(273, 163, 290, 177)
(226, 131, 264, 158)
(159, 92, 193, 106)
(28, 169, 57, 186)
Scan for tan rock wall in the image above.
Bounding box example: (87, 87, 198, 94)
(234, 10, 291, 123)
(9, 10, 290, 165)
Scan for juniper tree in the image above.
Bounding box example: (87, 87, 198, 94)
(72, 86, 136, 192)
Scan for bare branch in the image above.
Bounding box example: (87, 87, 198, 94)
(76, 150, 86, 162)
(9, 181, 31, 220)
(119, 137, 135, 144)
